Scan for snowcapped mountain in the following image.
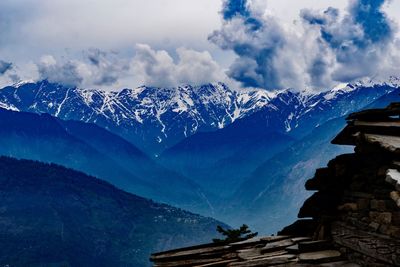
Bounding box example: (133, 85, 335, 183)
(0, 78, 398, 155)
(262, 78, 400, 137)
(160, 80, 399, 202)
(0, 80, 273, 155)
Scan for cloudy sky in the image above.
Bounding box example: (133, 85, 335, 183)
(0, 0, 399, 91)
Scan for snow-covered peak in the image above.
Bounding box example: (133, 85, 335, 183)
(0, 78, 398, 155)
(11, 79, 36, 88)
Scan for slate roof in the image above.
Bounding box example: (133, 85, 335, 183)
(150, 235, 358, 266)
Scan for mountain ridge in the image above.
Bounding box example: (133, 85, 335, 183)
(0, 108, 212, 212)
(2, 78, 398, 155)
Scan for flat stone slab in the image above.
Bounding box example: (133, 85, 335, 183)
(386, 169, 400, 191)
(261, 239, 294, 253)
(291, 237, 312, 243)
(298, 240, 332, 252)
(229, 254, 296, 267)
(260, 235, 290, 242)
(354, 121, 400, 127)
(299, 250, 341, 263)
(151, 244, 230, 261)
(237, 248, 262, 260)
(230, 237, 268, 248)
(286, 244, 299, 253)
(363, 134, 400, 154)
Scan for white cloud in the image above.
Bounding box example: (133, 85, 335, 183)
(1, 0, 400, 90)
(132, 44, 227, 87)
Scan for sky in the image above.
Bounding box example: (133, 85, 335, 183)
(0, 0, 399, 91)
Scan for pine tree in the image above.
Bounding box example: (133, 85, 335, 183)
(212, 224, 258, 243)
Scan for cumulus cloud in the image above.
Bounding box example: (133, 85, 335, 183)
(85, 48, 130, 86)
(301, 0, 398, 83)
(210, 0, 400, 90)
(37, 55, 84, 87)
(35, 49, 131, 88)
(32, 46, 227, 88)
(0, 60, 12, 75)
(132, 44, 227, 87)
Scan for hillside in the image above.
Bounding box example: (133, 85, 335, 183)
(0, 108, 210, 212)
(0, 156, 225, 267)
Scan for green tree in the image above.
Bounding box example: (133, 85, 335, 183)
(212, 224, 258, 243)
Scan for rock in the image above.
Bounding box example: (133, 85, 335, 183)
(368, 222, 380, 231)
(298, 240, 332, 252)
(392, 212, 400, 226)
(298, 250, 341, 263)
(286, 244, 299, 253)
(338, 203, 358, 211)
(386, 169, 400, 190)
(387, 226, 400, 238)
(369, 211, 392, 224)
(229, 254, 296, 267)
(370, 200, 386, 211)
(260, 239, 294, 253)
(357, 198, 370, 210)
(378, 224, 389, 234)
(390, 191, 400, 207)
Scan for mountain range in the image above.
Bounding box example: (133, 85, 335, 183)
(1, 78, 400, 235)
(0, 108, 212, 212)
(0, 81, 273, 155)
(160, 79, 399, 198)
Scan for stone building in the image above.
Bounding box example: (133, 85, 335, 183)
(151, 103, 400, 266)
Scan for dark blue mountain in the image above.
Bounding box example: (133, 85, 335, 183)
(222, 89, 400, 234)
(0, 156, 225, 267)
(160, 82, 398, 200)
(161, 127, 295, 198)
(0, 108, 211, 212)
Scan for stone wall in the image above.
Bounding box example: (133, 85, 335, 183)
(281, 104, 400, 266)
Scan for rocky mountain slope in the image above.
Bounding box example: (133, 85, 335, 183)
(1, 78, 397, 156)
(0, 81, 273, 155)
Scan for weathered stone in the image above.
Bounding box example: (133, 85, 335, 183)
(229, 254, 296, 267)
(392, 212, 400, 226)
(370, 200, 386, 211)
(357, 198, 370, 210)
(332, 221, 400, 265)
(387, 226, 400, 238)
(298, 240, 332, 252)
(386, 169, 400, 190)
(390, 191, 400, 207)
(368, 222, 380, 231)
(369, 211, 392, 224)
(343, 191, 373, 199)
(286, 244, 299, 253)
(291, 237, 312, 243)
(338, 203, 358, 212)
(378, 224, 389, 235)
(237, 248, 262, 260)
(261, 239, 294, 253)
(298, 250, 341, 263)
